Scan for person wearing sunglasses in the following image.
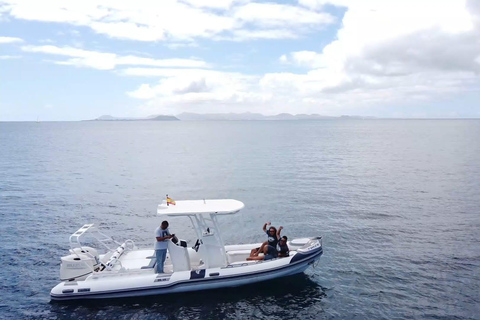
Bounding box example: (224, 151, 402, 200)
(277, 236, 290, 257)
(247, 234, 290, 261)
(249, 222, 283, 257)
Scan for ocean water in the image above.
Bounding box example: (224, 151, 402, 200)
(0, 120, 479, 319)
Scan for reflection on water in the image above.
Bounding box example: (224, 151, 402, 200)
(49, 274, 327, 319)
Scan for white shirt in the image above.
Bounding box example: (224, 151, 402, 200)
(154, 226, 170, 250)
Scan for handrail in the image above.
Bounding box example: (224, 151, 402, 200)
(69, 223, 121, 251)
(68, 224, 135, 273)
(103, 242, 128, 271)
(69, 224, 95, 247)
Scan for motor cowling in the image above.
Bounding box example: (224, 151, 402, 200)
(60, 247, 100, 281)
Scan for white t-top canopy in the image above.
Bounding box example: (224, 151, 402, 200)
(157, 199, 244, 216)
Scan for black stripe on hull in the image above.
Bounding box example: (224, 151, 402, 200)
(290, 247, 323, 264)
(51, 246, 323, 301)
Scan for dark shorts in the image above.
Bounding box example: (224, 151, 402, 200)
(264, 245, 278, 260)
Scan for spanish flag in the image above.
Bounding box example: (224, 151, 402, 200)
(167, 196, 176, 206)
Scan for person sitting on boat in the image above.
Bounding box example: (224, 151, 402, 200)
(154, 220, 174, 274)
(246, 235, 289, 261)
(246, 242, 278, 261)
(250, 222, 283, 257)
(277, 236, 289, 257)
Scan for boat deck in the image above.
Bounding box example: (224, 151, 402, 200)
(118, 249, 156, 270)
(115, 243, 303, 271)
(116, 249, 191, 273)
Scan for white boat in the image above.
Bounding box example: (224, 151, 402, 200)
(50, 199, 323, 300)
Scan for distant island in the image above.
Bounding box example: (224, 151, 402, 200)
(89, 115, 179, 121)
(176, 112, 338, 121)
(89, 113, 376, 121)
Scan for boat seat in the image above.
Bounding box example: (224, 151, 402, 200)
(289, 238, 310, 247)
(141, 257, 156, 269)
(229, 260, 257, 266)
(227, 249, 252, 256)
(168, 241, 191, 272)
(226, 249, 254, 263)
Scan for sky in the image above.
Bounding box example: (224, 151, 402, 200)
(1, 0, 480, 121)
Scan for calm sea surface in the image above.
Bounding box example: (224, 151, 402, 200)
(1, 120, 479, 319)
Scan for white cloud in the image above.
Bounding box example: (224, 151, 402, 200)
(273, 0, 480, 110)
(124, 67, 281, 114)
(280, 50, 325, 68)
(233, 2, 334, 28)
(227, 28, 299, 41)
(2, 0, 479, 118)
(1, 0, 334, 42)
(126, 0, 480, 116)
(0, 36, 23, 43)
(21, 45, 207, 70)
(180, 0, 241, 10)
(301, 0, 474, 33)
(0, 55, 20, 59)
(126, 68, 258, 99)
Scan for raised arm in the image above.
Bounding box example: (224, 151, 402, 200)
(262, 222, 271, 232)
(277, 226, 283, 239)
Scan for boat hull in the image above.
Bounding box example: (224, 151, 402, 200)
(51, 246, 322, 301)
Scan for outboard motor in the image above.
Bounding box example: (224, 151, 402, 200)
(60, 247, 100, 281)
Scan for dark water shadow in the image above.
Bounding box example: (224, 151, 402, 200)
(48, 274, 327, 320)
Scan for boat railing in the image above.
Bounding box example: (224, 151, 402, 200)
(314, 236, 323, 247)
(68, 224, 136, 272)
(298, 236, 322, 252)
(102, 241, 129, 271)
(69, 224, 122, 252)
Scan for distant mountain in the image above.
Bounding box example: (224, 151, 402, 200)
(90, 113, 375, 121)
(266, 113, 297, 120)
(90, 115, 179, 121)
(177, 112, 266, 121)
(96, 115, 117, 120)
(176, 112, 340, 121)
(147, 115, 180, 121)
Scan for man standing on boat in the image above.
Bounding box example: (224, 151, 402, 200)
(155, 220, 174, 274)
